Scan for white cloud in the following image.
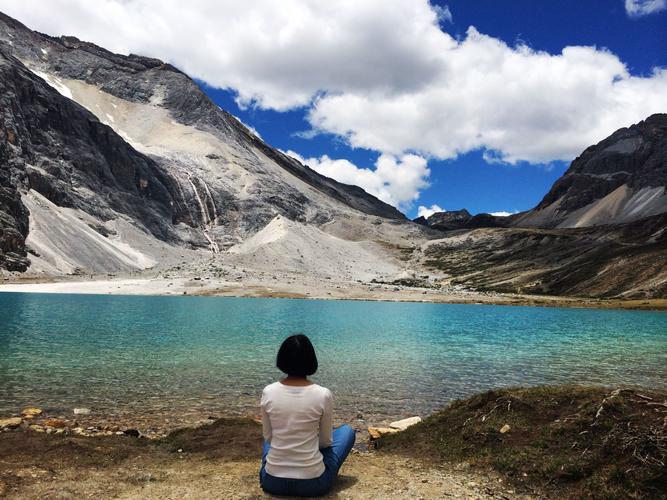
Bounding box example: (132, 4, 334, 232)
(625, 0, 666, 17)
(417, 204, 443, 218)
(1, 0, 445, 110)
(3, 0, 666, 165)
(433, 4, 453, 24)
(285, 151, 430, 209)
(489, 211, 517, 217)
(308, 30, 667, 164)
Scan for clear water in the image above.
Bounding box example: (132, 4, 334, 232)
(1, 292, 665, 423)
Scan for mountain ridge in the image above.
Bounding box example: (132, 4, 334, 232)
(414, 114, 666, 233)
(0, 12, 664, 300)
(0, 11, 413, 277)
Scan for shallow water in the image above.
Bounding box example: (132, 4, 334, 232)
(0, 293, 665, 423)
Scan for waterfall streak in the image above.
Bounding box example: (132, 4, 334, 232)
(199, 177, 218, 225)
(186, 174, 209, 225)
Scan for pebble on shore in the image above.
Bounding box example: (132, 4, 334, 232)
(21, 407, 43, 419)
(0, 417, 22, 430)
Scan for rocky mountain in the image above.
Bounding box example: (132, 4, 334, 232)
(414, 209, 510, 231)
(417, 115, 667, 234)
(0, 12, 416, 277)
(515, 114, 667, 228)
(414, 209, 471, 230)
(408, 116, 667, 299)
(0, 12, 664, 300)
(418, 213, 667, 298)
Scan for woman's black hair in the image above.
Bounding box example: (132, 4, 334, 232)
(276, 334, 318, 377)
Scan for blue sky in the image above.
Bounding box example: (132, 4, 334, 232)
(198, 0, 666, 218)
(4, 0, 666, 218)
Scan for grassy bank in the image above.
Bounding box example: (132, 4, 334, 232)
(378, 386, 667, 498)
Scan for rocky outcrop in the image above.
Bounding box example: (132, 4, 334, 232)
(414, 209, 510, 232)
(425, 209, 472, 230)
(515, 114, 667, 228)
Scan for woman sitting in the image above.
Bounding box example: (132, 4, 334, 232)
(259, 334, 355, 497)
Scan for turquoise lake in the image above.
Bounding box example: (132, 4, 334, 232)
(1, 292, 666, 423)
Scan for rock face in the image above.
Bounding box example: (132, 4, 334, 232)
(515, 114, 667, 228)
(0, 12, 407, 274)
(0, 48, 180, 273)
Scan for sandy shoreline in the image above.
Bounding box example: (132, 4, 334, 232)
(0, 274, 665, 311)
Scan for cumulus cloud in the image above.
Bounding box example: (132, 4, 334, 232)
(308, 29, 667, 164)
(625, 0, 666, 17)
(3, 0, 666, 165)
(417, 204, 443, 218)
(285, 151, 430, 209)
(0, 0, 445, 110)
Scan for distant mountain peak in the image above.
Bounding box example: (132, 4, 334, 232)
(515, 113, 667, 229)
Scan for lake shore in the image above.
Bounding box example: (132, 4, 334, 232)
(1, 386, 664, 499)
(1, 273, 665, 311)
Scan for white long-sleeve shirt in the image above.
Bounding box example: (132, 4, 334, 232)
(261, 382, 333, 479)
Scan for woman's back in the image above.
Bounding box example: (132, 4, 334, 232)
(259, 334, 354, 497)
(261, 382, 333, 479)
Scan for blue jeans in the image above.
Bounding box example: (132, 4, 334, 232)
(259, 425, 356, 497)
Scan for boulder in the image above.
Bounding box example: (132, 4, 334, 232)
(367, 427, 400, 440)
(0, 417, 22, 429)
(389, 416, 422, 431)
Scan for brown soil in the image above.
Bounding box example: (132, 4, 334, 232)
(0, 418, 520, 499)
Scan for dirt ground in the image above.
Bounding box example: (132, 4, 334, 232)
(1, 274, 665, 311)
(0, 418, 526, 499)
